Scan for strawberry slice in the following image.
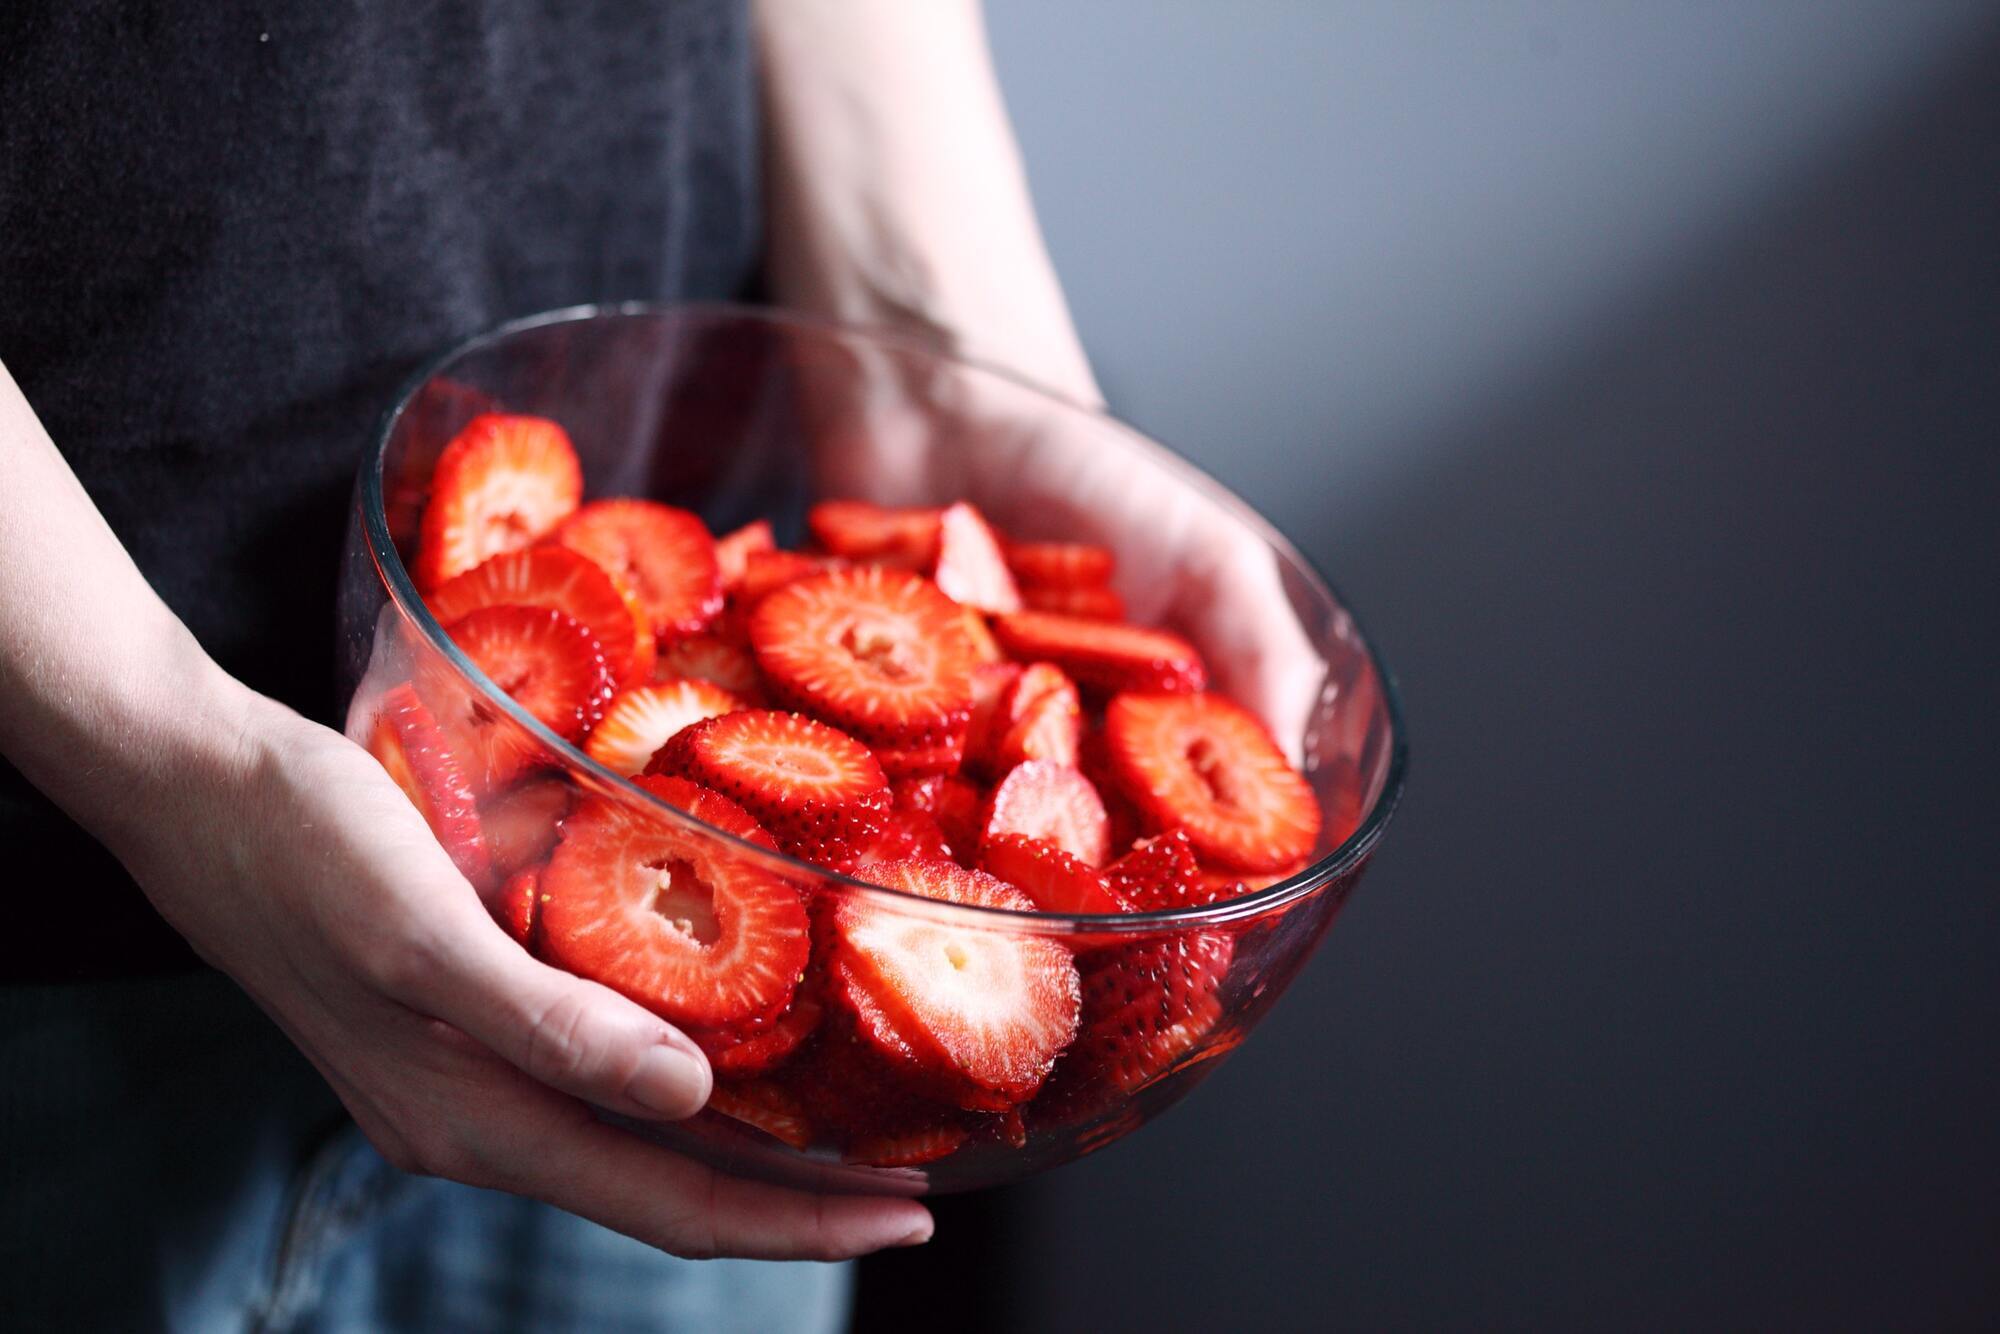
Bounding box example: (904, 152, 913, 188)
(1102, 829, 1210, 912)
(980, 834, 1132, 916)
(893, 774, 984, 864)
(539, 775, 809, 1028)
(750, 566, 977, 749)
(980, 760, 1110, 867)
(691, 991, 823, 1078)
(960, 605, 1005, 664)
(1005, 540, 1116, 589)
(990, 662, 1082, 771)
(706, 1079, 815, 1150)
(428, 605, 615, 791)
(427, 545, 652, 687)
(820, 809, 956, 874)
(655, 632, 764, 699)
(991, 610, 1206, 695)
(498, 866, 542, 948)
(930, 502, 1022, 614)
(807, 499, 940, 567)
(368, 683, 492, 886)
(1195, 861, 1310, 903)
(829, 858, 1081, 1106)
(870, 733, 968, 781)
(583, 678, 742, 777)
(964, 662, 1023, 772)
(414, 414, 582, 590)
(1103, 692, 1320, 872)
(1048, 931, 1235, 1115)
(646, 709, 890, 866)
(734, 549, 846, 607)
(555, 499, 722, 642)
(713, 519, 776, 592)
(1022, 584, 1126, 622)
(846, 1123, 970, 1168)
(478, 774, 573, 881)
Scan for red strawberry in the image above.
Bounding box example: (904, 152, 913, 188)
(990, 662, 1082, 771)
(583, 678, 742, 777)
(713, 518, 776, 591)
(647, 710, 890, 866)
(871, 733, 968, 781)
(735, 549, 845, 607)
(1103, 692, 1320, 872)
(498, 866, 542, 948)
(555, 499, 722, 642)
(807, 499, 940, 567)
(427, 545, 652, 687)
(1195, 861, 1310, 903)
(414, 414, 582, 590)
(655, 632, 764, 699)
(960, 605, 1005, 664)
(846, 1123, 970, 1168)
(829, 858, 1081, 1107)
(1022, 584, 1126, 622)
(1005, 540, 1115, 589)
(930, 502, 1021, 613)
(539, 775, 810, 1028)
(1102, 829, 1210, 912)
(478, 774, 573, 881)
(691, 991, 823, 1078)
(1080, 727, 1145, 852)
(750, 566, 977, 750)
(980, 761, 1110, 867)
(822, 809, 956, 874)
(991, 610, 1206, 695)
(706, 1079, 815, 1150)
(979, 834, 1132, 916)
(1047, 931, 1235, 1116)
(426, 605, 615, 791)
(964, 662, 1023, 771)
(368, 683, 492, 886)
(892, 774, 984, 863)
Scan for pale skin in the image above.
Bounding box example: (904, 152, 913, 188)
(0, 1, 1095, 1261)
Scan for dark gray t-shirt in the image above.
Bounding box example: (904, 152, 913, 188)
(0, 0, 761, 978)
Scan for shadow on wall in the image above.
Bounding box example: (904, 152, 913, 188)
(857, 18, 2000, 1334)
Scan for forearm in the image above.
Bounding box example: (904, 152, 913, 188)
(0, 358, 255, 859)
(755, 0, 1100, 405)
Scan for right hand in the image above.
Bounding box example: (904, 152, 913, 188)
(113, 678, 932, 1261)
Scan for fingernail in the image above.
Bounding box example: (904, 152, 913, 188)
(626, 1042, 709, 1118)
(896, 1222, 933, 1247)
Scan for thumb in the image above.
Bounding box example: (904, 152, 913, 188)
(394, 903, 714, 1121)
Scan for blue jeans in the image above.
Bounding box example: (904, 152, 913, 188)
(0, 970, 849, 1332)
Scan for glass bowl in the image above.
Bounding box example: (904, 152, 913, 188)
(336, 303, 1405, 1195)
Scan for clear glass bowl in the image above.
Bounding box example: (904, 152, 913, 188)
(336, 303, 1405, 1195)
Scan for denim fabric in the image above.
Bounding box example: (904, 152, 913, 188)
(1, 970, 848, 1332)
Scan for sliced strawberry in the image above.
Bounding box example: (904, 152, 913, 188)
(1022, 584, 1126, 622)
(1005, 540, 1116, 589)
(706, 1079, 815, 1150)
(846, 1123, 970, 1168)
(830, 858, 1081, 1106)
(871, 733, 968, 781)
(807, 499, 940, 567)
(427, 545, 651, 687)
(555, 499, 722, 642)
(1195, 861, 1310, 903)
(691, 991, 823, 1078)
(1047, 931, 1235, 1116)
(735, 549, 845, 607)
(1104, 692, 1320, 872)
(750, 566, 977, 749)
(930, 502, 1022, 613)
(713, 519, 776, 592)
(960, 605, 1005, 664)
(964, 662, 1023, 772)
(991, 610, 1206, 695)
(1102, 829, 1209, 913)
(893, 774, 984, 863)
(498, 866, 542, 948)
(478, 774, 573, 880)
(655, 632, 764, 699)
(539, 775, 809, 1028)
(414, 414, 582, 590)
(1080, 727, 1145, 853)
(990, 662, 1082, 771)
(368, 683, 493, 886)
(980, 834, 1132, 916)
(821, 809, 956, 874)
(647, 710, 890, 865)
(980, 761, 1110, 867)
(583, 678, 742, 777)
(427, 605, 615, 791)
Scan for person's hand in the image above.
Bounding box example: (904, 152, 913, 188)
(116, 681, 932, 1261)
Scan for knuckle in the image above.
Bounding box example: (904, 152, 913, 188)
(523, 989, 644, 1093)
(365, 924, 451, 1000)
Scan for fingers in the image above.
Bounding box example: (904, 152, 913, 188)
(383, 906, 713, 1122)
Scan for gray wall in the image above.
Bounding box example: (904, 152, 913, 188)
(855, 5, 2000, 1330)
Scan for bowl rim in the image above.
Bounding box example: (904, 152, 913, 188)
(362, 300, 1408, 935)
